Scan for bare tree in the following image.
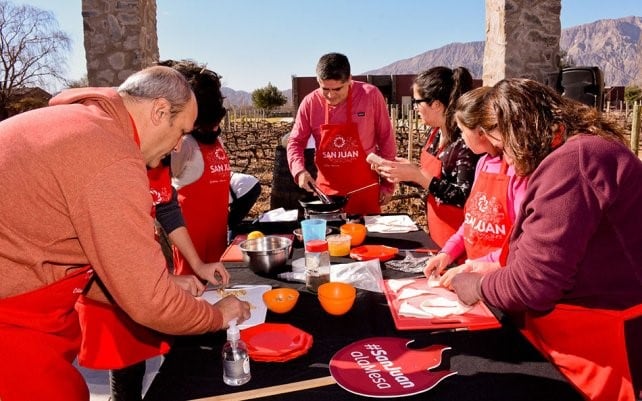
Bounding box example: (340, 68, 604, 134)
(0, 1, 71, 119)
(67, 74, 89, 88)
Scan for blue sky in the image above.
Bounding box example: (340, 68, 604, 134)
(12, 0, 642, 92)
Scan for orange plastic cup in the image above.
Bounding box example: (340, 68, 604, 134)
(340, 223, 367, 246)
(317, 282, 356, 316)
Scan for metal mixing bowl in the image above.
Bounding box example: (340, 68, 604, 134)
(238, 236, 293, 276)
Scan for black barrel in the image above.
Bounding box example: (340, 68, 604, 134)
(270, 145, 317, 211)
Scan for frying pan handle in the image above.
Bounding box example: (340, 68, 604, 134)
(345, 182, 379, 197)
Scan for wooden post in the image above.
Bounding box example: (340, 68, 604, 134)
(390, 105, 398, 144)
(631, 102, 640, 156)
(407, 109, 414, 161)
(191, 376, 337, 401)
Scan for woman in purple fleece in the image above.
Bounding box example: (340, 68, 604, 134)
(451, 78, 642, 401)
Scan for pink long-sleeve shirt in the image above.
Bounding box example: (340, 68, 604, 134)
(287, 80, 397, 195)
(440, 154, 528, 262)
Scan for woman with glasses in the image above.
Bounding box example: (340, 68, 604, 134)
(451, 78, 642, 400)
(423, 86, 528, 287)
(377, 66, 479, 250)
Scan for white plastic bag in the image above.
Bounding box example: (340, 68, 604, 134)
(279, 258, 384, 293)
(330, 259, 383, 293)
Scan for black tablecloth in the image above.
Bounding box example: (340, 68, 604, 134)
(143, 228, 582, 401)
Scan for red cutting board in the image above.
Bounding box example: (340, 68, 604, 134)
(220, 235, 247, 262)
(382, 278, 501, 331)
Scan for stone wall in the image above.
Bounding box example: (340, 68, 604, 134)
(82, 0, 158, 87)
(483, 0, 561, 85)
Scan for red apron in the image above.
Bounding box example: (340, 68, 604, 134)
(75, 295, 171, 369)
(462, 160, 511, 260)
(421, 128, 464, 248)
(0, 267, 93, 401)
(315, 88, 381, 215)
(174, 139, 231, 275)
(521, 304, 642, 401)
(148, 164, 174, 216)
(75, 122, 172, 370)
(497, 241, 641, 400)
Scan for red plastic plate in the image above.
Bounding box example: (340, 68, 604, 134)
(350, 245, 399, 262)
(240, 323, 313, 361)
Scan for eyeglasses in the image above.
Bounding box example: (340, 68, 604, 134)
(411, 98, 431, 107)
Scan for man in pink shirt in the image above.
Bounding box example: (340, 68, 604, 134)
(287, 52, 397, 215)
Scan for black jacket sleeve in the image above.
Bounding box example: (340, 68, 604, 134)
(155, 188, 185, 234)
(427, 137, 479, 207)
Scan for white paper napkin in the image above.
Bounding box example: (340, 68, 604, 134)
(396, 286, 472, 318)
(364, 215, 419, 233)
(387, 278, 415, 293)
(200, 285, 271, 329)
(398, 299, 471, 318)
(259, 208, 298, 222)
(397, 288, 436, 300)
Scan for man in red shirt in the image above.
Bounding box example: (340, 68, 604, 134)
(0, 66, 250, 401)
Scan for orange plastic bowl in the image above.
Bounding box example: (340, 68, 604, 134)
(262, 288, 299, 314)
(317, 282, 356, 316)
(340, 223, 367, 246)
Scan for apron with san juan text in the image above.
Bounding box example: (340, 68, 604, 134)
(421, 128, 465, 248)
(174, 139, 231, 274)
(462, 159, 511, 260)
(497, 240, 642, 400)
(0, 267, 93, 401)
(315, 89, 380, 215)
(75, 118, 171, 370)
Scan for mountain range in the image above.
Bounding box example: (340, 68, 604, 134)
(223, 16, 642, 107)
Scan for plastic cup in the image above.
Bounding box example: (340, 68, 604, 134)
(326, 234, 351, 257)
(300, 219, 327, 244)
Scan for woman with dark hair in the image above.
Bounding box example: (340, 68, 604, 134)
(451, 78, 642, 401)
(377, 66, 479, 248)
(161, 59, 231, 277)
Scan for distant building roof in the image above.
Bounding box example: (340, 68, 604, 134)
(12, 87, 52, 102)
